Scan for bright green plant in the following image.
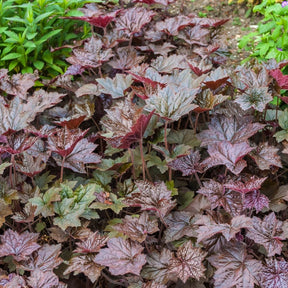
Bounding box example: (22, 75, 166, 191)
(0, 0, 101, 77)
(239, 0, 288, 62)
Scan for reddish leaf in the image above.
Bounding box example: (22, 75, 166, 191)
(169, 241, 206, 283)
(141, 248, 176, 284)
(202, 141, 254, 175)
(178, 26, 210, 46)
(27, 269, 59, 288)
(155, 15, 192, 36)
(151, 55, 188, 73)
(224, 176, 267, 193)
(270, 69, 288, 89)
(47, 127, 88, 158)
(125, 180, 177, 218)
(164, 211, 198, 243)
(74, 231, 108, 254)
(66, 5, 121, 28)
(193, 44, 220, 59)
(196, 214, 252, 242)
(208, 242, 262, 288)
(168, 150, 205, 176)
(64, 255, 103, 283)
(133, 0, 175, 5)
(100, 98, 154, 149)
(187, 58, 213, 76)
(244, 190, 270, 213)
(189, 17, 229, 28)
(262, 258, 288, 288)
(246, 213, 285, 257)
(55, 115, 86, 129)
(94, 237, 146, 276)
(108, 47, 145, 71)
(250, 142, 282, 170)
(0, 229, 40, 261)
(203, 67, 230, 90)
(116, 7, 155, 36)
(0, 273, 26, 287)
(0, 70, 38, 100)
(111, 212, 159, 243)
(197, 114, 265, 146)
(197, 180, 243, 215)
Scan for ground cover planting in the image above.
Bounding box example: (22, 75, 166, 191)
(0, 0, 288, 287)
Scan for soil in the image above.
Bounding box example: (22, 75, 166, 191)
(173, 0, 262, 67)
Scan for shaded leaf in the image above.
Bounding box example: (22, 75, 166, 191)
(94, 237, 146, 276)
(246, 213, 284, 257)
(151, 55, 188, 73)
(125, 181, 177, 219)
(27, 269, 59, 288)
(0, 230, 40, 261)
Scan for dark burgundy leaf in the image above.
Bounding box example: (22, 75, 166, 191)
(189, 16, 230, 28)
(203, 67, 230, 90)
(202, 141, 254, 175)
(111, 212, 159, 243)
(116, 7, 155, 36)
(94, 237, 146, 276)
(224, 176, 267, 193)
(178, 26, 210, 46)
(125, 180, 177, 218)
(246, 213, 285, 257)
(133, 0, 175, 5)
(0, 229, 40, 261)
(169, 241, 206, 282)
(168, 150, 205, 176)
(64, 64, 85, 76)
(244, 190, 270, 213)
(187, 58, 213, 76)
(208, 242, 262, 288)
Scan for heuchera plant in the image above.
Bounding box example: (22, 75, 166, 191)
(0, 1, 288, 288)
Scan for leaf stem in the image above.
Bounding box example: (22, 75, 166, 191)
(139, 137, 146, 181)
(60, 155, 66, 183)
(128, 148, 136, 180)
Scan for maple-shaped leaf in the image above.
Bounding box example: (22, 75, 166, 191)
(100, 98, 153, 149)
(111, 212, 159, 243)
(12, 202, 36, 223)
(94, 237, 146, 276)
(96, 74, 133, 99)
(203, 67, 230, 91)
(125, 181, 177, 219)
(163, 212, 198, 243)
(0, 91, 65, 134)
(15, 153, 47, 177)
(74, 231, 108, 254)
(178, 26, 210, 46)
(137, 42, 176, 57)
(235, 87, 273, 112)
(197, 114, 265, 146)
(202, 141, 254, 175)
(64, 255, 103, 283)
(75, 83, 99, 98)
(144, 85, 198, 121)
(155, 15, 192, 36)
(108, 47, 145, 71)
(0, 70, 38, 100)
(193, 44, 220, 59)
(0, 131, 37, 155)
(66, 5, 121, 28)
(0, 229, 40, 261)
(187, 58, 213, 76)
(0, 273, 27, 288)
(141, 248, 176, 284)
(261, 258, 288, 288)
(169, 241, 206, 283)
(197, 180, 243, 216)
(143, 281, 167, 288)
(102, 29, 129, 49)
(224, 176, 267, 193)
(270, 68, 288, 89)
(151, 55, 188, 73)
(47, 127, 88, 158)
(250, 142, 282, 170)
(196, 214, 252, 242)
(208, 242, 262, 288)
(274, 108, 288, 142)
(22, 244, 62, 272)
(52, 137, 101, 173)
(66, 37, 113, 69)
(168, 150, 205, 176)
(27, 269, 59, 288)
(194, 90, 229, 113)
(244, 190, 270, 213)
(116, 7, 155, 36)
(246, 213, 284, 257)
(189, 17, 229, 28)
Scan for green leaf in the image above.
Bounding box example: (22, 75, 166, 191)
(166, 180, 178, 196)
(278, 108, 288, 130)
(21, 67, 33, 74)
(1, 52, 22, 60)
(0, 162, 11, 175)
(35, 222, 46, 233)
(33, 60, 44, 70)
(90, 194, 127, 214)
(36, 29, 62, 44)
(48, 63, 63, 74)
(35, 172, 56, 191)
(34, 11, 54, 23)
(26, 32, 37, 40)
(8, 60, 19, 71)
(167, 129, 200, 148)
(0, 27, 7, 33)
